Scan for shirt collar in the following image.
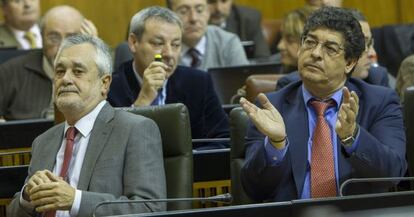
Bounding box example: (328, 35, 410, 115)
(64, 100, 107, 138)
(10, 24, 41, 40)
(181, 35, 207, 56)
(301, 85, 343, 110)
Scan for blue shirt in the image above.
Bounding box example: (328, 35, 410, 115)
(264, 85, 360, 199)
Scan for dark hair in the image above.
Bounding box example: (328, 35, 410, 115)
(302, 7, 365, 62)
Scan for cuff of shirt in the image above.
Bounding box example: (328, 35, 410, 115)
(69, 189, 82, 216)
(19, 184, 35, 211)
(343, 127, 361, 154)
(264, 136, 289, 166)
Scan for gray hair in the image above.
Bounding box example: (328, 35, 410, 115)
(129, 6, 183, 40)
(55, 34, 113, 76)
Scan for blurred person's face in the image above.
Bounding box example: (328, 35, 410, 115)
(128, 19, 182, 78)
(170, 0, 210, 47)
(42, 11, 84, 65)
(208, 0, 232, 26)
(353, 21, 375, 79)
(2, 0, 40, 30)
(277, 35, 300, 68)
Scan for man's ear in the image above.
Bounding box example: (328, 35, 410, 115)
(127, 33, 138, 53)
(101, 74, 112, 96)
(345, 58, 358, 75)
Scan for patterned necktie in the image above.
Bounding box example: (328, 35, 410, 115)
(23, 31, 37, 48)
(44, 127, 77, 217)
(310, 100, 337, 198)
(188, 48, 201, 68)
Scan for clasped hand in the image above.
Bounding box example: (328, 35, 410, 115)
(25, 170, 75, 213)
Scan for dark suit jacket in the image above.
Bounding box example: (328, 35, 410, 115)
(0, 24, 20, 48)
(107, 61, 229, 148)
(7, 103, 166, 216)
(0, 50, 52, 120)
(276, 66, 390, 91)
(226, 4, 270, 58)
(242, 78, 406, 202)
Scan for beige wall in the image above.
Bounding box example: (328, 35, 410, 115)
(0, 0, 413, 48)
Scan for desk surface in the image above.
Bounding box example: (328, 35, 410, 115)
(116, 191, 414, 217)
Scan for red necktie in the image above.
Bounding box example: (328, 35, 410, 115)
(310, 100, 337, 198)
(188, 48, 201, 68)
(44, 127, 77, 217)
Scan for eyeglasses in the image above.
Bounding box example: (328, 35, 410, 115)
(301, 36, 344, 57)
(175, 4, 207, 17)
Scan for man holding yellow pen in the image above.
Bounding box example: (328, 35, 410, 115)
(108, 6, 229, 149)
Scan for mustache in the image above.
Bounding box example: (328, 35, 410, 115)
(57, 86, 78, 95)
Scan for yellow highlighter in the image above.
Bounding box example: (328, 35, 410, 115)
(154, 54, 162, 62)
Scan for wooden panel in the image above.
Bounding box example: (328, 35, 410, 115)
(0, 0, 412, 48)
(39, 0, 166, 48)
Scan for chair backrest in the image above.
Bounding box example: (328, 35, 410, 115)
(118, 103, 193, 210)
(404, 87, 414, 178)
(229, 107, 254, 205)
(245, 74, 285, 102)
(0, 165, 28, 198)
(208, 63, 282, 104)
(113, 41, 133, 70)
(0, 49, 38, 65)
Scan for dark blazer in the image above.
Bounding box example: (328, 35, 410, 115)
(241, 78, 406, 202)
(0, 50, 52, 120)
(108, 61, 229, 148)
(276, 66, 390, 90)
(7, 103, 166, 216)
(226, 4, 270, 58)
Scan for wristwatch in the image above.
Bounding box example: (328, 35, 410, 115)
(341, 125, 359, 147)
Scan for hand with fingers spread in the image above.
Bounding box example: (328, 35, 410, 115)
(80, 19, 98, 37)
(336, 87, 359, 140)
(240, 93, 287, 149)
(134, 61, 169, 106)
(29, 171, 75, 212)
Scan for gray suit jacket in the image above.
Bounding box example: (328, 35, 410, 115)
(198, 25, 249, 71)
(0, 24, 20, 49)
(7, 103, 167, 217)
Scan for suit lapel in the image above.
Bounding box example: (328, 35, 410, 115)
(283, 86, 309, 197)
(77, 103, 115, 190)
(42, 125, 65, 171)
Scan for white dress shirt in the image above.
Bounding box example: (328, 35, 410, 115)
(180, 35, 206, 67)
(20, 100, 106, 217)
(10, 24, 42, 49)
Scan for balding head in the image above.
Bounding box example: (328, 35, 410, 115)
(41, 5, 85, 64)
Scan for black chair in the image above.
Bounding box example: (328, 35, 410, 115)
(229, 107, 254, 205)
(0, 49, 39, 65)
(118, 103, 193, 210)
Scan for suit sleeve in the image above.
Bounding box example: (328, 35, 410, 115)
(223, 34, 249, 67)
(241, 117, 292, 202)
(347, 90, 406, 178)
(78, 117, 166, 216)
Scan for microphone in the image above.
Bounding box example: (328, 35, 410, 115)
(92, 193, 232, 217)
(339, 176, 414, 196)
